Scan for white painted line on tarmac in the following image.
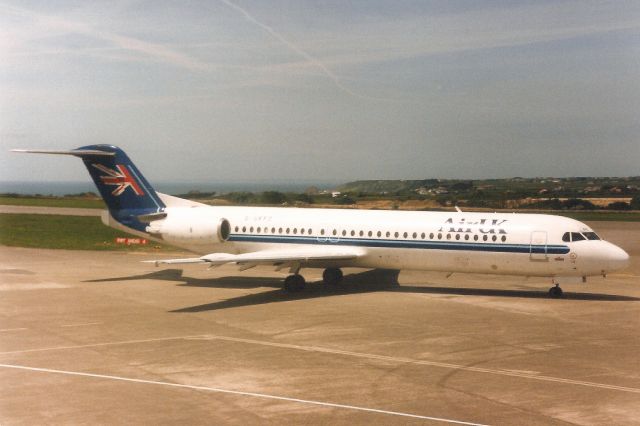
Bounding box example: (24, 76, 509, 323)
(2, 333, 639, 394)
(196, 335, 640, 395)
(0, 363, 488, 426)
(0, 335, 206, 355)
(60, 322, 103, 327)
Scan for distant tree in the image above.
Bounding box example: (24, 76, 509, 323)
(563, 198, 597, 210)
(334, 196, 355, 205)
(225, 192, 254, 203)
(630, 195, 640, 210)
(606, 201, 631, 210)
(261, 191, 287, 204)
(294, 193, 313, 204)
(451, 181, 474, 192)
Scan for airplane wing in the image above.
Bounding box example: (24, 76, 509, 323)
(144, 247, 363, 271)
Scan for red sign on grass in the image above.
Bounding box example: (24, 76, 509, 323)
(115, 237, 148, 245)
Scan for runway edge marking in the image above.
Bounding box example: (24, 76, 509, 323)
(0, 363, 488, 426)
(2, 333, 639, 394)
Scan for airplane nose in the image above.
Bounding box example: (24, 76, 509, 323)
(606, 244, 630, 272)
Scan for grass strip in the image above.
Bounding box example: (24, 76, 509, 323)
(0, 213, 169, 251)
(0, 196, 105, 209)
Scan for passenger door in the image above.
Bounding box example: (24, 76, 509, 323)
(530, 231, 548, 261)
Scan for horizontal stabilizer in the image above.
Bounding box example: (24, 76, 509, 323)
(137, 212, 168, 223)
(12, 149, 115, 157)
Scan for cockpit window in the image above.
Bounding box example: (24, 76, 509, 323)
(571, 232, 586, 242)
(562, 232, 571, 242)
(583, 232, 600, 240)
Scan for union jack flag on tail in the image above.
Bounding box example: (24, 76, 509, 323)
(92, 163, 145, 196)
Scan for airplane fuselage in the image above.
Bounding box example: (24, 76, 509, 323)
(106, 202, 629, 279)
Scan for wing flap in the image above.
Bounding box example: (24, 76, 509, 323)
(144, 247, 363, 268)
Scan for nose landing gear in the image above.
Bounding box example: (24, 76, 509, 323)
(548, 282, 563, 298)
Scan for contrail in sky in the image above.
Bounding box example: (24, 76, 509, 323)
(218, 0, 384, 101)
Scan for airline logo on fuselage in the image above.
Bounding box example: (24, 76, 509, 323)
(92, 164, 144, 196)
(439, 217, 508, 234)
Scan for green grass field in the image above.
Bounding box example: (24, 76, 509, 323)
(0, 213, 170, 251)
(0, 196, 104, 209)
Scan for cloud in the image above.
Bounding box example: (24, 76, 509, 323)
(0, 3, 210, 71)
(217, 0, 393, 101)
(270, 1, 640, 69)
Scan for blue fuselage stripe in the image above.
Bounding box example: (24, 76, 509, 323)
(228, 234, 570, 255)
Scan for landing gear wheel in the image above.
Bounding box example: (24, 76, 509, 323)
(322, 268, 343, 285)
(284, 274, 306, 292)
(548, 284, 563, 298)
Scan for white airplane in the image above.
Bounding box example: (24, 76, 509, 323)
(14, 145, 629, 297)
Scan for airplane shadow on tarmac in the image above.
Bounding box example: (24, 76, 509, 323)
(84, 268, 640, 312)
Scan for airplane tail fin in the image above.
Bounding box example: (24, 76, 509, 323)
(12, 145, 165, 231)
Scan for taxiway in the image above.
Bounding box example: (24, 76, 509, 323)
(1, 221, 639, 425)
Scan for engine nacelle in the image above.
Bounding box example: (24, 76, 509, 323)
(146, 209, 230, 244)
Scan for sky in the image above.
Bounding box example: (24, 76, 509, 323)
(1, 0, 639, 184)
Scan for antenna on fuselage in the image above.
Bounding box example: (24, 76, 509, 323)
(454, 205, 462, 213)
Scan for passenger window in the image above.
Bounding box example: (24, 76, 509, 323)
(562, 232, 571, 242)
(300, 228, 304, 235)
(571, 232, 586, 242)
(583, 232, 600, 240)
(321, 229, 325, 235)
(359, 230, 364, 237)
(342, 230, 347, 236)
(421, 233, 425, 239)
(474, 235, 478, 241)
(386, 231, 391, 238)
(350, 230, 355, 236)
(455, 234, 460, 240)
(403, 232, 408, 238)
(446, 234, 451, 240)
(464, 235, 469, 241)
(250, 227, 254, 233)
(394, 232, 399, 238)
(333, 229, 337, 236)
(412, 232, 417, 239)
(377, 231, 381, 237)
(242, 226, 246, 232)
(429, 233, 434, 239)
(368, 231, 373, 237)
(234, 226, 239, 232)
(492, 235, 497, 242)
(257, 227, 261, 233)
(483, 235, 488, 241)
(308, 228, 312, 234)
(501, 235, 506, 242)
(286, 228, 290, 234)
(438, 233, 442, 239)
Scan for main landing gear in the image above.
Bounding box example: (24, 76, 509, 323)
(322, 267, 343, 286)
(284, 274, 306, 292)
(548, 282, 564, 298)
(283, 268, 344, 293)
